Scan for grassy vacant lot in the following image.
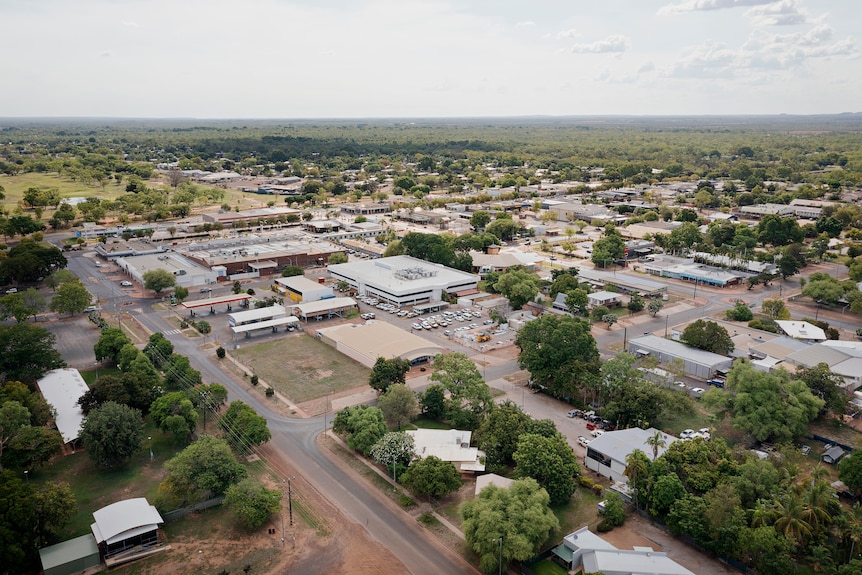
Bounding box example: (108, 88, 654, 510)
(232, 334, 370, 403)
(0, 172, 125, 212)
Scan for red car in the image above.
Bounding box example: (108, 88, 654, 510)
(586, 422, 596, 431)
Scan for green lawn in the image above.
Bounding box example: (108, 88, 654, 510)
(80, 366, 121, 387)
(0, 172, 126, 213)
(530, 559, 569, 575)
(232, 334, 370, 403)
(35, 422, 181, 539)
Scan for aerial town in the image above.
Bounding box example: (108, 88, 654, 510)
(2, 114, 862, 575)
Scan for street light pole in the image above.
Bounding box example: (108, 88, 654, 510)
(148, 436, 153, 461)
(496, 536, 503, 575)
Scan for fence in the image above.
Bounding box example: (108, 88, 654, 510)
(162, 495, 225, 523)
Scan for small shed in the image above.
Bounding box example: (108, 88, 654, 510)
(39, 534, 101, 575)
(91, 498, 165, 565)
(823, 445, 846, 465)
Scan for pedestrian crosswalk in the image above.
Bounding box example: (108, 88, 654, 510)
(162, 329, 182, 336)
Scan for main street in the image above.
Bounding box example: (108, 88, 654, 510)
(63, 248, 478, 575)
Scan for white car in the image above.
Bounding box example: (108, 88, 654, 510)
(120, 281, 133, 287)
(578, 436, 591, 447)
(690, 387, 705, 394)
(591, 429, 604, 438)
(680, 429, 695, 440)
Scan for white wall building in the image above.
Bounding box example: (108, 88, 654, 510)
(328, 255, 479, 306)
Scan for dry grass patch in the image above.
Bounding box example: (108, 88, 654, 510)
(231, 334, 370, 403)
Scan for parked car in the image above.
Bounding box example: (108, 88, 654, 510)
(707, 379, 725, 388)
(5, 288, 17, 294)
(578, 436, 591, 447)
(690, 387, 705, 394)
(120, 281, 133, 287)
(591, 429, 604, 438)
(586, 421, 596, 431)
(680, 429, 695, 440)
(566, 409, 581, 418)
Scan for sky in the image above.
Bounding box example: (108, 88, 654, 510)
(1, 0, 860, 118)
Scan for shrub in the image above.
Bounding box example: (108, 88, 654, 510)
(579, 476, 595, 490)
(593, 484, 604, 496)
(216, 346, 226, 359)
(250, 374, 259, 386)
(265, 387, 274, 397)
(726, 302, 754, 321)
(597, 518, 615, 532)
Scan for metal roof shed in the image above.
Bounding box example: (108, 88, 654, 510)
(39, 534, 100, 575)
(627, 334, 733, 379)
(37, 368, 88, 445)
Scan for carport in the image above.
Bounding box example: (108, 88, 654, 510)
(231, 316, 300, 339)
(181, 293, 253, 317)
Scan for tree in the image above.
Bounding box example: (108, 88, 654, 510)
(142, 269, 176, 294)
(94, 327, 133, 363)
(650, 473, 687, 518)
(0, 289, 46, 322)
(516, 314, 600, 401)
(162, 435, 247, 503)
(592, 225, 625, 267)
(369, 431, 415, 481)
(680, 320, 733, 355)
(144, 332, 174, 366)
(839, 451, 862, 499)
(430, 353, 492, 428)
(0, 473, 77, 573)
(150, 392, 197, 443)
(485, 218, 520, 242)
(327, 251, 348, 265)
(174, 285, 189, 302)
(219, 401, 271, 453)
(476, 401, 530, 470)
(565, 289, 589, 316)
(4, 425, 63, 470)
(49, 280, 91, 315)
(281, 265, 304, 277)
(757, 215, 804, 246)
(0, 323, 65, 384)
(162, 353, 201, 390)
(811, 234, 831, 261)
(401, 455, 462, 499)
(0, 401, 30, 471)
(648, 299, 664, 317)
(802, 277, 844, 306)
(377, 384, 419, 429)
(796, 362, 847, 414)
(602, 313, 618, 330)
(513, 433, 580, 505)
(761, 299, 790, 320)
(80, 401, 145, 468)
(549, 273, 580, 300)
(627, 293, 644, 313)
(224, 478, 282, 530)
(368, 357, 411, 393)
(493, 268, 540, 310)
(717, 360, 823, 443)
(333, 405, 387, 456)
(470, 210, 491, 230)
(420, 384, 446, 419)
(646, 430, 667, 460)
(602, 490, 626, 527)
(725, 301, 754, 321)
(461, 479, 559, 574)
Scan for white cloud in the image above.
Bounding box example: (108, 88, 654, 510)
(570, 35, 630, 54)
(638, 61, 656, 73)
(515, 20, 535, 27)
(745, 0, 811, 26)
(658, 0, 774, 16)
(555, 28, 580, 40)
(667, 42, 738, 78)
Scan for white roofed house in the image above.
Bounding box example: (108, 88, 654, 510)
(405, 428, 486, 475)
(90, 498, 165, 566)
(36, 368, 89, 450)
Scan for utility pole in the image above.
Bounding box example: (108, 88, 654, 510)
(287, 477, 295, 526)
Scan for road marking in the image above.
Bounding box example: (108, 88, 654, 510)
(162, 329, 182, 336)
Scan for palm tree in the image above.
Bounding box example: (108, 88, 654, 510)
(772, 489, 813, 545)
(803, 479, 833, 537)
(645, 431, 667, 460)
(625, 449, 650, 511)
(843, 503, 862, 561)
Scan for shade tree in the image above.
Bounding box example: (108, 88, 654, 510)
(368, 356, 411, 393)
(80, 401, 145, 468)
(401, 455, 462, 499)
(224, 478, 282, 530)
(161, 435, 247, 503)
(461, 479, 559, 574)
(377, 383, 419, 429)
(513, 432, 580, 506)
(0, 323, 65, 384)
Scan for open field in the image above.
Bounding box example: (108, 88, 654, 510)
(231, 334, 370, 404)
(0, 172, 126, 212)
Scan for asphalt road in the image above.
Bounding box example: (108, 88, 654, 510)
(130, 306, 478, 575)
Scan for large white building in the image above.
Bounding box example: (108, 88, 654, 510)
(585, 428, 677, 483)
(327, 255, 479, 306)
(37, 368, 89, 446)
(315, 320, 443, 367)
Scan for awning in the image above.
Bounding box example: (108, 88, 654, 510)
(552, 543, 574, 564)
